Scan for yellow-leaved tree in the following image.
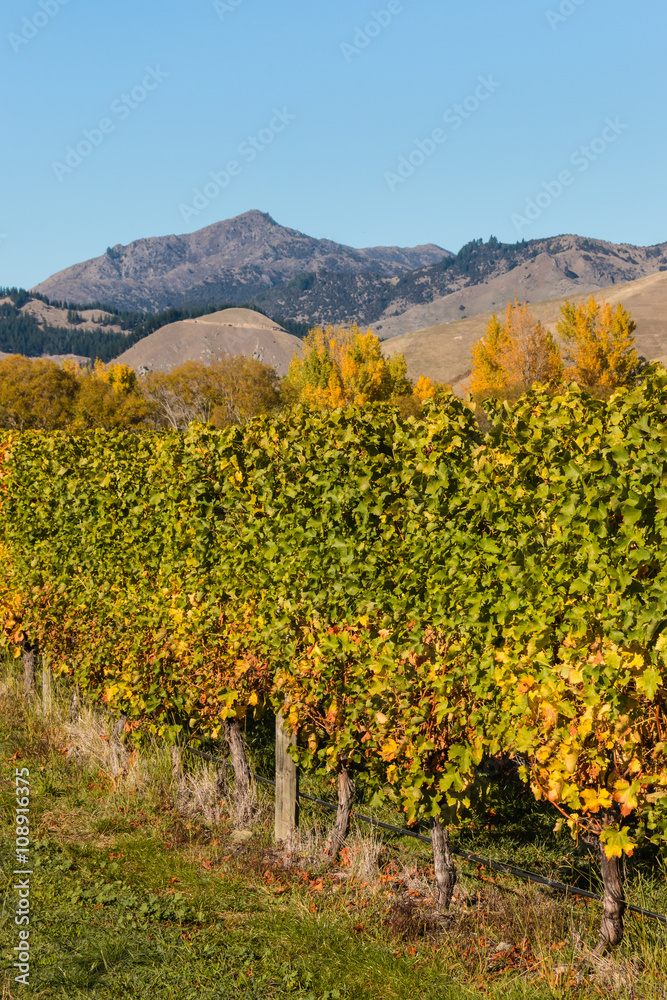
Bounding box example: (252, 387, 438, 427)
(71, 360, 149, 430)
(0, 355, 78, 429)
(287, 325, 416, 407)
(557, 297, 642, 393)
(470, 300, 563, 399)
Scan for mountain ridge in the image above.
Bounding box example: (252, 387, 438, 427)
(254, 233, 667, 335)
(32, 210, 448, 313)
(381, 268, 667, 388)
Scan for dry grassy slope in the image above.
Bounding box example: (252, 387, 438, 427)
(381, 270, 667, 389)
(0, 297, 124, 335)
(115, 307, 303, 376)
(373, 246, 667, 341)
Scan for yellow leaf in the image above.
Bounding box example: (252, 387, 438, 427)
(580, 788, 612, 813)
(599, 827, 636, 858)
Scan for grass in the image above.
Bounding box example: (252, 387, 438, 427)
(1, 659, 666, 999)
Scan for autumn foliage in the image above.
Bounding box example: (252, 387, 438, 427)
(141, 354, 282, 430)
(3, 373, 667, 949)
(0, 355, 147, 431)
(469, 300, 562, 399)
(286, 324, 449, 410)
(471, 297, 644, 400)
(557, 296, 642, 392)
(0, 352, 282, 431)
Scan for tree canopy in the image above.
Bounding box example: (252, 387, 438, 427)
(470, 300, 562, 399)
(557, 297, 643, 392)
(286, 324, 450, 411)
(471, 297, 644, 400)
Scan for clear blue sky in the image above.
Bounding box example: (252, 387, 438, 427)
(1, 0, 665, 289)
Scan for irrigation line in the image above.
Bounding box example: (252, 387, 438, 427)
(184, 744, 666, 926)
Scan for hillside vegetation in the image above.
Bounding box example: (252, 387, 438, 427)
(0, 288, 310, 364)
(383, 271, 667, 388)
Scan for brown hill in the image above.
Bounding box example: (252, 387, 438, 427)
(114, 308, 303, 376)
(255, 233, 667, 331)
(374, 235, 667, 340)
(381, 270, 667, 388)
(0, 296, 123, 335)
(31, 211, 447, 313)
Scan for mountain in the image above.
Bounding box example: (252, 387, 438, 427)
(114, 308, 303, 376)
(255, 234, 667, 334)
(24, 216, 667, 366)
(31, 211, 448, 313)
(381, 269, 667, 389)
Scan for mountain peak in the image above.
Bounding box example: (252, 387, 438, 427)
(32, 213, 448, 313)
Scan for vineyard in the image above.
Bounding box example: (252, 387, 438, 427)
(2, 369, 667, 960)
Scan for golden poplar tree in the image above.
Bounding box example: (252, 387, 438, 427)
(557, 297, 641, 392)
(413, 375, 453, 404)
(72, 360, 149, 430)
(287, 325, 413, 407)
(470, 301, 562, 398)
(469, 314, 508, 397)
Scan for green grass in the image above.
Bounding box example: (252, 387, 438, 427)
(1, 661, 666, 999)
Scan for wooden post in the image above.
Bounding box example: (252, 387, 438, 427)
(41, 658, 53, 716)
(22, 639, 36, 703)
(275, 713, 299, 846)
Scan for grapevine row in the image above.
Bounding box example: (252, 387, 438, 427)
(1, 370, 667, 948)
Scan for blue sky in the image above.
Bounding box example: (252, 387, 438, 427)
(1, 0, 665, 289)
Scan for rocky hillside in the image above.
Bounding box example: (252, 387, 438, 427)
(257, 234, 667, 335)
(32, 211, 448, 313)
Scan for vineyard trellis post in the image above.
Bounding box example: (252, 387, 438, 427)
(275, 713, 299, 846)
(21, 638, 36, 703)
(41, 657, 52, 716)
